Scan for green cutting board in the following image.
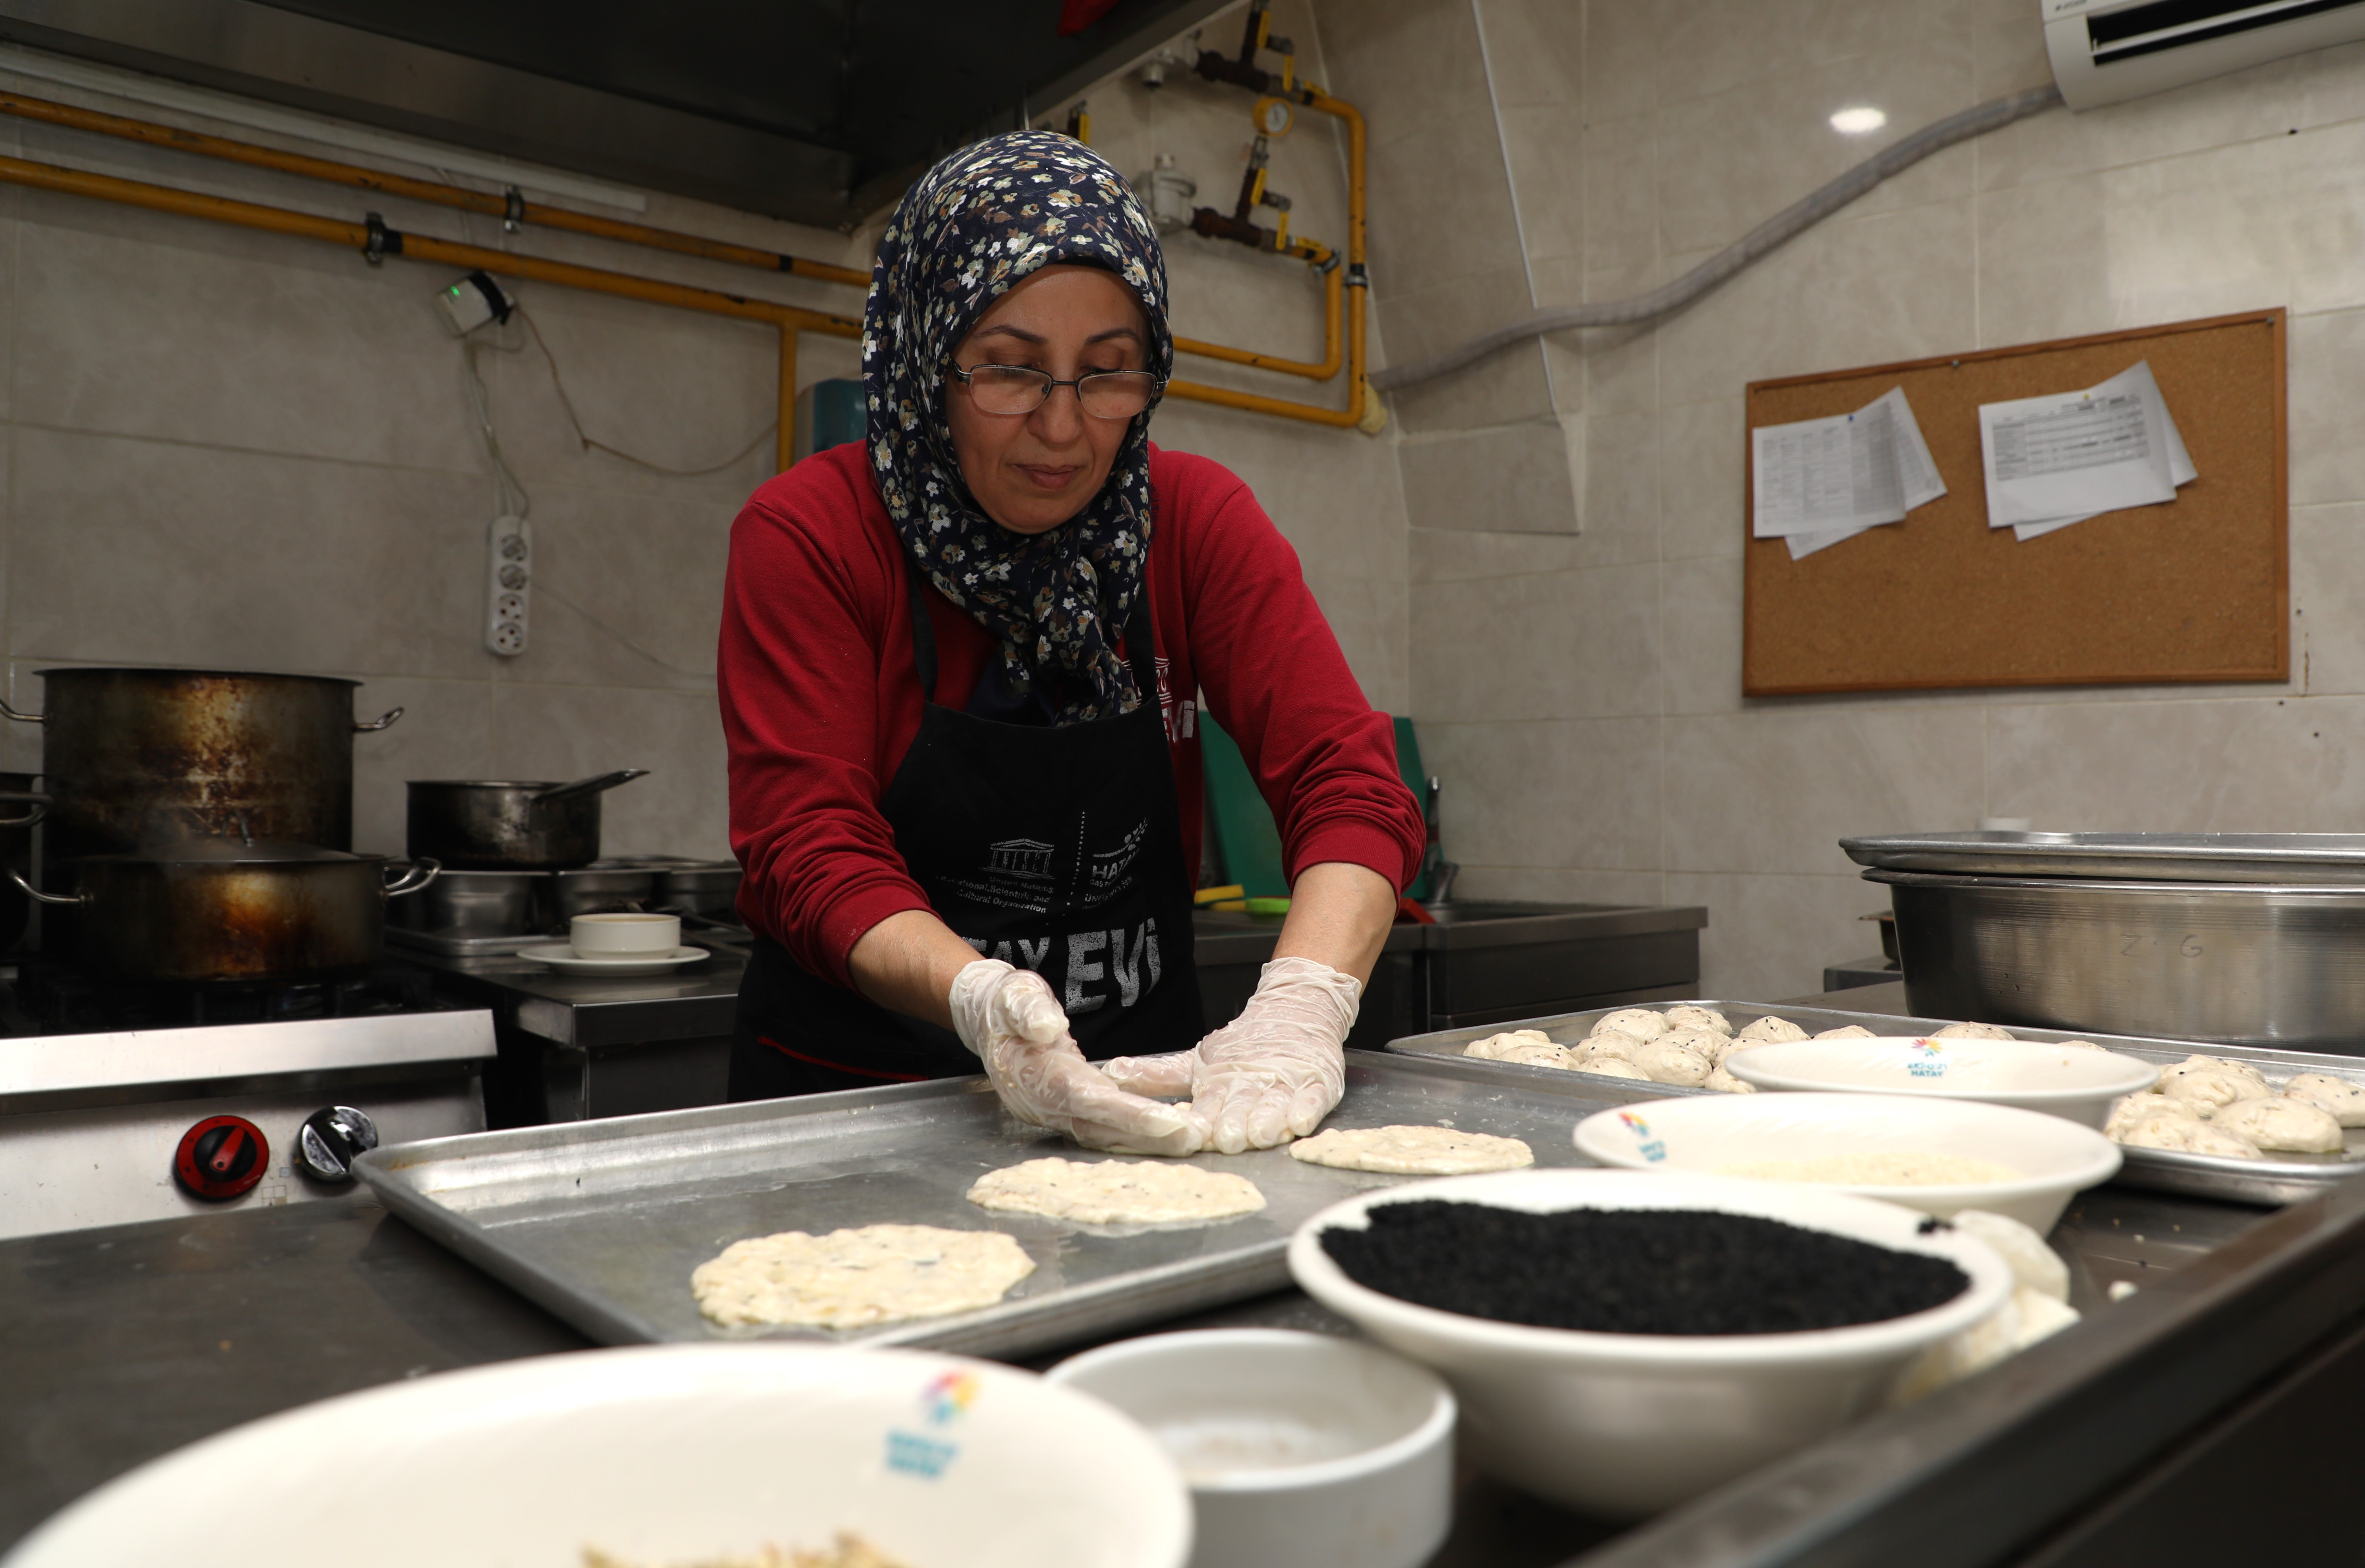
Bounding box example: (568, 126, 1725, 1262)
(1200, 714, 1430, 901)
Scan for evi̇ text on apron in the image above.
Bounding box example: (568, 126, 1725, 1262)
(727, 565, 1206, 1099)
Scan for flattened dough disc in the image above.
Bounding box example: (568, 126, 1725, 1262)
(967, 1156, 1267, 1225)
(1288, 1124, 1535, 1175)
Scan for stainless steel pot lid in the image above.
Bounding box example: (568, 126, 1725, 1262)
(1841, 832, 2365, 884)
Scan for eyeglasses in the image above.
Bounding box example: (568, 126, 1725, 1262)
(949, 363, 1164, 420)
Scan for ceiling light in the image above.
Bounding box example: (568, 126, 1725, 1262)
(1829, 106, 1887, 135)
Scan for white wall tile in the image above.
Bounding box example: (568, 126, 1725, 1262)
(1419, 715, 1663, 869)
(1986, 696, 2365, 832)
(1667, 870, 1888, 999)
(1411, 560, 1661, 721)
(1397, 421, 1579, 535)
(1663, 707, 1987, 875)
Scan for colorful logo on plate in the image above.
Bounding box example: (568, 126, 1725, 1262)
(1618, 1110, 1668, 1163)
(887, 1371, 978, 1480)
(1907, 1039, 1948, 1079)
(922, 1370, 979, 1426)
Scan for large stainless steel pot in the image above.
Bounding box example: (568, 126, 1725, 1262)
(11, 840, 438, 982)
(405, 772, 648, 870)
(1869, 867, 2365, 1049)
(0, 668, 402, 859)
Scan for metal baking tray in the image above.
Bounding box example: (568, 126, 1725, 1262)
(354, 1049, 1640, 1360)
(1840, 831, 2365, 884)
(1387, 1000, 2365, 1207)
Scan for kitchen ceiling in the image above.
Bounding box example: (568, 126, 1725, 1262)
(0, 0, 1237, 229)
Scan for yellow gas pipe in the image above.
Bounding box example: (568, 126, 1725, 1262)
(0, 151, 858, 471)
(0, 85, 1373, 432)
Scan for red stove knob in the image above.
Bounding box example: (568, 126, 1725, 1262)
(173, 1115, 269, 1201)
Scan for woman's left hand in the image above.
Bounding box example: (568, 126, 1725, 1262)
(1103, 957, 1361, 1153)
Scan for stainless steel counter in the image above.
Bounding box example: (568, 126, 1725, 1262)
(403, 948, 746, 1125)
(9, 976, 2360, 1566)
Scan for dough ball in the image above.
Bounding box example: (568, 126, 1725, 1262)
(2159, 1067, 2261, 1115)
(1894, 1285, 2082, 1405)
(1734, 1015, 1808, 1044)
(2282, 1073, 2365, 1127)
(1580, 1057, 1651, 1082)
(2115, 1105, 2217, 1151)
(1465, 1029, 1556, 1055)
(1636, 1035, 1714, 1087)
(1658, 1025, 1725, 1060)
(1577, 1029, 1646, 1063)
(1466, 1039, 1584, 1071)
(1702, 1065, 1757, 1094)
(1815, 1025, 1877, 1040)
(2106, 1093, 2195, 1137)
(1661, 1005, 1731, 1035)
(1591, 1008, 1668, 1042)
(1933, 1022, 2017, 1041)
(2054, 1039, 2106, 1051)
(1953, 1210, 2068, 1302)
(2185, 1122, 2266, 1160)
(2162, 1055, 2268, 1096)
(2213, 1095, 2344, 1154)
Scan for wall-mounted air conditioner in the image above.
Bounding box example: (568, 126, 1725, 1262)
(2046, 0, 2365, 108)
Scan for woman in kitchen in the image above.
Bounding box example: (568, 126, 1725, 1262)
(718, 131, 1423, 1156)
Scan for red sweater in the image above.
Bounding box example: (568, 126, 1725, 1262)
(719, 442, 1425, 988)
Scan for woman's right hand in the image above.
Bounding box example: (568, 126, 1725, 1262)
(949, 960, 1201, 1156)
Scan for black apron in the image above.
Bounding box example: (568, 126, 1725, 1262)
(728, 562, 1206, 1099)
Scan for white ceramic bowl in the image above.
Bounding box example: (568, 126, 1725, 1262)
(1722, 1038, 2159, 1127)
(1573, 1092, 2121, 1233)
(1287, 1169, 2011, 1519)
(570, 910, 682, 955)
(3, 1345, 1191, 1568)
(1049, 1329, 1455, 1568)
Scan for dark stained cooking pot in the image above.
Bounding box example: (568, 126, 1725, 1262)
(0, 668, 402, 860)
(406, 771, 649, 870)
(10, 839, 438, 982)
(0, 772, 45, 955)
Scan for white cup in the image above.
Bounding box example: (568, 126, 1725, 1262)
(570, 912, 680, 957)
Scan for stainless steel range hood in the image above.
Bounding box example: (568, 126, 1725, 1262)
(0, 0, 1235, 230)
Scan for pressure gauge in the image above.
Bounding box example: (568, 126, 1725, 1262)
(1254, 96, 1294, 137)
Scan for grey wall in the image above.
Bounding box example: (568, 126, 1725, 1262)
(1312, 0, 2365, 998)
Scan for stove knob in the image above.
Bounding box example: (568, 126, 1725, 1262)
(173, 1115, 269, 1201)
(296, 1105, 380, 1182)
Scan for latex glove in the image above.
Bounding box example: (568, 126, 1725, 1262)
(1102, 957, 1360, 1154)
(948, 959, 1200, 1156)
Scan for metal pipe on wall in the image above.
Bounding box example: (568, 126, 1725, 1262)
(0, 150, 859, 472)
(0, 89, 873, 289)
(0, 82, 1375, 430)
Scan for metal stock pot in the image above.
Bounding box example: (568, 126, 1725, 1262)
(11, 840, 438, 981)
(405, 772, 648, 870)
(1869, 867, 2365, 1048)
(0, 667, 402, 859)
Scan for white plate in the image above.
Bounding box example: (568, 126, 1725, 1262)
(1722, 1037, 2159, 1127)
(1573, 1091, 2121, 1232)
(518, 943, 709, 975)
(3, 1344, 1192, 1568)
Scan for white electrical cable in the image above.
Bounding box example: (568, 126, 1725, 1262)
(1369, 84, 2065, 393)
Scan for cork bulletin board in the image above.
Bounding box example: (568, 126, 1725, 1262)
(1741, 309, 2287, 696)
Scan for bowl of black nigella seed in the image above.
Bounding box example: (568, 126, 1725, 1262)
(1286, 1169, 2014, 1519)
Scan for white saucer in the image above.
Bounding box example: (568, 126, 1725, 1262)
(518, 944, 710, 976)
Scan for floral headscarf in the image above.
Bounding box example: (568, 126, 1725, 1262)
(862, 130, 1172, 725)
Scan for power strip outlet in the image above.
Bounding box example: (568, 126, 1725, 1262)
(486, 515, 530, 657)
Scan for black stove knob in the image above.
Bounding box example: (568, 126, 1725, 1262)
(296, 1106, 380, 1182)
(173, 1115, 269, 1201)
